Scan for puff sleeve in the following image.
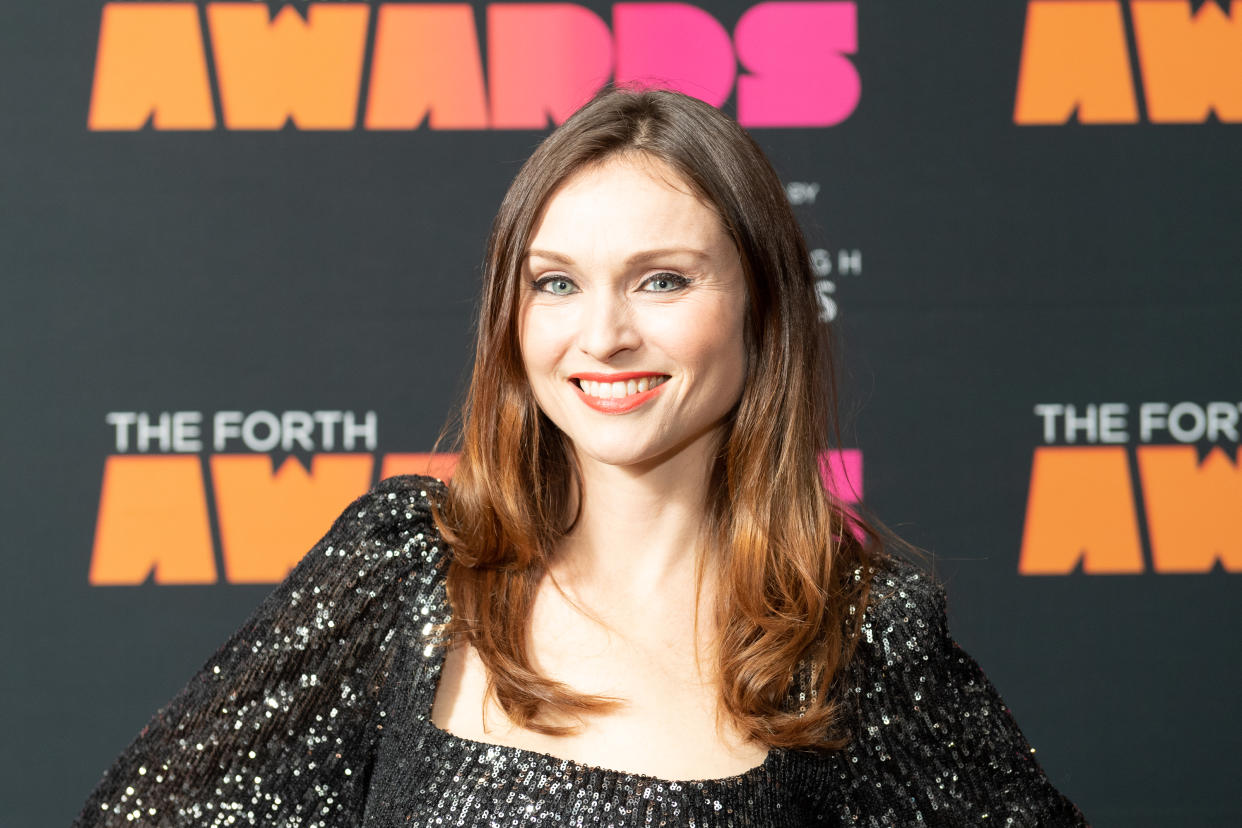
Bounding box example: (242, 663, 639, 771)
(820, 560, 1089, 826)
(73, 476, 445, 828)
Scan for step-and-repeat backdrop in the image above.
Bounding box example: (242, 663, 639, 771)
(2, 1, 1238, 824)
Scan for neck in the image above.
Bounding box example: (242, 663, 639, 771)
(553, 430, 721, 601)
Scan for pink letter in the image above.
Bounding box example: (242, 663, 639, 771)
(613, 3, 735, 106)
(819, 448, 862, 503)
(734, 2, 860, 127)
(488, 3, 612, 128)
(820, 449, 864, 541)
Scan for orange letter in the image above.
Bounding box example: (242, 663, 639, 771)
(379, 452, 459, 481)
(208, 3, 369, 129)
(90, 456, 217, 584)
(211, 454, 373, 583)
(366, 4, 488, 129)
(89, 3, 215, 130)
(1019, 447, 1144, 574)
(1014, 1, 1138, 124)
(1138, 445, 1242, 572)
(488, 4, 613, 128)
(1132, 0, 1242, 122)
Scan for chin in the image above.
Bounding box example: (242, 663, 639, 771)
(573, 440, 666, 470)
(569, 422, 724, 474)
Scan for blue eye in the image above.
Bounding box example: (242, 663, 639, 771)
(642, 273, 689, 292)
(533, 276, 578, 296)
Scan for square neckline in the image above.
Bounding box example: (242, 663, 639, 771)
(413, 599, 778, 788)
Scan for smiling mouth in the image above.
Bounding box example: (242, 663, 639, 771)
(568, 373, 671, 414)
(571, 375, 669, 399)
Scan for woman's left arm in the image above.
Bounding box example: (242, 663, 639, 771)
(825, 562, 1089, 827)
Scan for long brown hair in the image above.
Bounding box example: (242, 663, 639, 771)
(435, 85, 880, 748)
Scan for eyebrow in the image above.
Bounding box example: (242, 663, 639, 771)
(525, 247, 711, 267)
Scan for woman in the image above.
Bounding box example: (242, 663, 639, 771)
(77, 87, 1086, 826)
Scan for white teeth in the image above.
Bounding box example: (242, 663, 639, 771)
(576, 376, 668, 399)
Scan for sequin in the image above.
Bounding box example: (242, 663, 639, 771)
(75, 475, 1086, 827)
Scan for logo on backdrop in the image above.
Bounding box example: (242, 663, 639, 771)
(1014, 0, 1242, 125)
(93, 410, 863, 585)
(92, 409, 455, 586)
(1020, 401, 1241, 574)
(784, 178, 863, 323)
(808, 245, 861, 323)
(88, 2, 861, 131)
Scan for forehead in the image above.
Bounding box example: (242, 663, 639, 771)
(529, 154, 729, 256)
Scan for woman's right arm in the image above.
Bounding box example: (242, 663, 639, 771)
(74, 476, 444, 828)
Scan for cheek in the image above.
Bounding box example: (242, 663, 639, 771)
(709, 302, 749, 403)
(658, 300, 748, 389)
(516, 309, 543, 388)
(711, 332, 749, 402)
(518, 305, 569, 383)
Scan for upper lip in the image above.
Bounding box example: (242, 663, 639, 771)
(568, 371, 669, 382)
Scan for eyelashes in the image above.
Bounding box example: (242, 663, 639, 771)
(529, 272, 691, 296)
(641, 273, 690, 292)
(530, 276, 578, 296)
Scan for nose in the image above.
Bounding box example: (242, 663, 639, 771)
(575, 287, 641, 362)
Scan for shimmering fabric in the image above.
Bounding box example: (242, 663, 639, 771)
(76, 475, 1087, 827)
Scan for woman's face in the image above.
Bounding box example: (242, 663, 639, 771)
(518, 154, 748, 471)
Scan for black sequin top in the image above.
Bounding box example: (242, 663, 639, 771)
(75, 475, 1087, 827)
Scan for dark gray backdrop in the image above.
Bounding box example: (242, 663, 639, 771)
(2, 1, 1239, 825)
